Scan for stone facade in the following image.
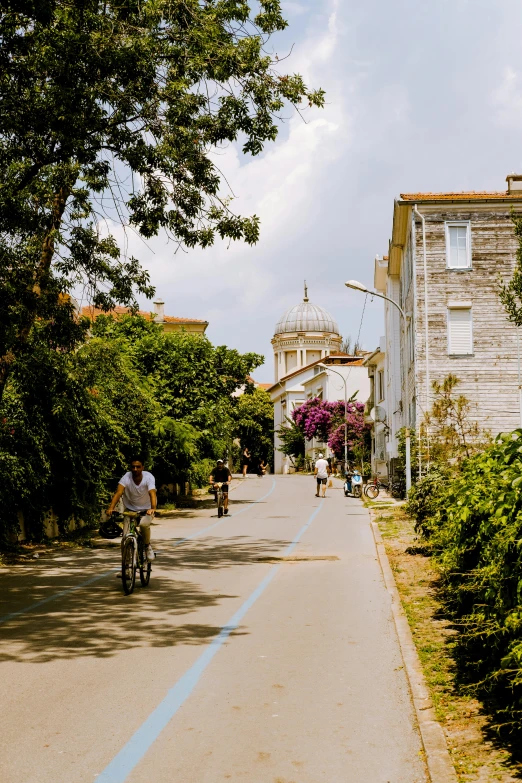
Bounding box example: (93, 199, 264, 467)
(377, 179, 522, 472)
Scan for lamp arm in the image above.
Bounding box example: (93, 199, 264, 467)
(367, 290, 406, 321)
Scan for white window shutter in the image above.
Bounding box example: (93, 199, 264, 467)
(448, 308, 472, 354)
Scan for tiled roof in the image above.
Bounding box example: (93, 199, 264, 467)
(257, 383, 273, 390)
(268, 353, 365, 390)
(400, 191, 522, 202)
(81, 305, 207, 324)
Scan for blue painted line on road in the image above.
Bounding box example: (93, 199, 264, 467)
(171, 476, 277, 547)
(96, 497, 324, 783)
(0, 478, 277, 627)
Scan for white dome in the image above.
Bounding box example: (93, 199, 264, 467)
(275, 300, 339, 335)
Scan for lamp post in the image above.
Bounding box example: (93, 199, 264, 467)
(317, 363, 348, 474)
(344, 280, 412, 493)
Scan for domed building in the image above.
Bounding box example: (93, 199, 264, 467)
(272, 284, 342, 381)
(268, 285, 371, 473)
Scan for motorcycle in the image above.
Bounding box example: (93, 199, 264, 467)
(344, 470, 363, 498)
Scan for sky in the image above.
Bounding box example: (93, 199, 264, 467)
(102, 0, 522, 382)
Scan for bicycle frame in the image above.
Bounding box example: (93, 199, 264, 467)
(212, 482, 226, 517)
(119, 511, 151, 594)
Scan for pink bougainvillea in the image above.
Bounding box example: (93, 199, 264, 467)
(292, 397, 369, 459)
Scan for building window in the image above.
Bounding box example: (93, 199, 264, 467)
(447, 306, 473, 355)
(377, 370, 384, 402)
(375, 432, 386, 461)
(445, 222, 471, 269)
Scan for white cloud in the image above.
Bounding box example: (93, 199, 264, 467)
(492, 66, 522, 128)
(123, 0, 350, 331)
(281, 2, 306, 16)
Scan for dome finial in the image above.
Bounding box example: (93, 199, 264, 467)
(303, 280, 309, 303)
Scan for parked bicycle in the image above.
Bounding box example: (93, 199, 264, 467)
(363, 477, 387, 500)
(110, 510, 153, 595)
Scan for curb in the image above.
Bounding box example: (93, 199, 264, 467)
(370, 520, 458, 783)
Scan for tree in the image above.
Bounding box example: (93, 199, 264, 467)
(500, 210, 522, 325)
(91, 313, 263, 479)
(234, 387, 273, 469)
(0, 325, 160, 539)
(340, 336, 360, 355)
(291, 396, 369, 461)
(276, 417, 305, 465)
(422, 374, 488, 467)
(0, 0, 324, 398)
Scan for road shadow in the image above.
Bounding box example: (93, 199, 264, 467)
(175, 496, 258, 510)
(161, 535, 289, 571)
(0, 534, 289, 664)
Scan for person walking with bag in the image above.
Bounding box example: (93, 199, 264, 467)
(314, 453, 331, 498)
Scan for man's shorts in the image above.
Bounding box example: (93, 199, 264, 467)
(215, 484, 229, 494)
(122, 508, 152, 537)
(316, 477, 327, 485)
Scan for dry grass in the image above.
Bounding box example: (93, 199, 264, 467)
(373, 504, 522, 783)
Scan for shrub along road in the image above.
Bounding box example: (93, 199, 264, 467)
(0, 475, 426, 782)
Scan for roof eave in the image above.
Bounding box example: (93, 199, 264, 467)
(389, 200, 410, 276)
(398, 196, 522, 206)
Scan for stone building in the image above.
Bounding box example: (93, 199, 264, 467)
(376, 174, 522, 474)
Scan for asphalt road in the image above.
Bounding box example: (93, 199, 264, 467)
(0, 475, 427, 783)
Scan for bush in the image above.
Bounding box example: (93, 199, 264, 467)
(417, 430, 522, 735)
(189, 458, 216, 489)
(405, 468, 449, 539)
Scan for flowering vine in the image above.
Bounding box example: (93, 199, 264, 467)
(291, 397, 369, 459)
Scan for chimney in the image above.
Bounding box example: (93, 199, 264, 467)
(506, 173, 522, 193)
(153, 297, 165, 323)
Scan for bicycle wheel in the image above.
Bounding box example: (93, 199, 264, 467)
(122, 538, 136, 595)
(366, 484, 379, 500)
(138, 540, 151, 587)
(217, 490, 223, 518)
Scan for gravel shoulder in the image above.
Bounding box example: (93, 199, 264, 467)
(370, 501, 522, 783)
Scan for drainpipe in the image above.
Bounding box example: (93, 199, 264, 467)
(413, 204, 430, 468)
(517, 326, 522, 428)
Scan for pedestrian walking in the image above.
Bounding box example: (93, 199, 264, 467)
(241, 446, 251, 478)
(314, 453, 331, 498)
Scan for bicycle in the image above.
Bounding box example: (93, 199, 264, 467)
(212, 482, 226, 518)
(113, 510, 153, 595)
(364, 477, 386, 500)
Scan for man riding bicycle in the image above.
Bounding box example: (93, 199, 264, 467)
(106, 457, 156, 563)
(209, 459, 232, 514)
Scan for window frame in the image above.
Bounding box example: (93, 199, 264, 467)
(445, 221, 472, 270)
(446, 304, 473, 356)
(377, 370, 384, 402)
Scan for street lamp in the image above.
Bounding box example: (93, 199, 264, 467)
(344, 280, 412, 493)
(317, 363, 348, 474)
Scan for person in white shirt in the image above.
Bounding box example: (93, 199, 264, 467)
(314, 453, 331, 498)
(106, 457, 157, 562)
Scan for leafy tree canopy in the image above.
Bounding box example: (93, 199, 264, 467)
(0, 0, 324, 395)
(233, 386, 273, 467)
(0, 313, 264, 539)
